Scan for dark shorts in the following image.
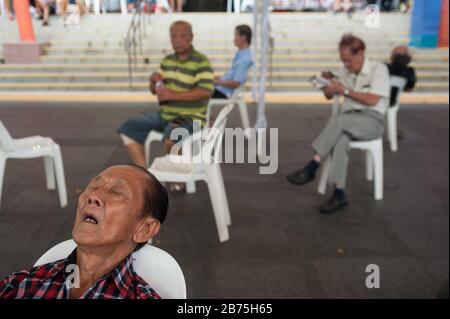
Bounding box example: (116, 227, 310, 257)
(117, 111, 194, 145)
(212, 89, 228, 99)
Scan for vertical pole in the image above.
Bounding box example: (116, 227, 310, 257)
(255, 0, 270, 161)
(256, 0, 269, 130)
(139, 10, 143, 55)
(252, 0, 259, 101)
(13, 0, 36, 42)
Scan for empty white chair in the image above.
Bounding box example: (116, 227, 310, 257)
(0, 120, 68, 210)
(34, 239, 187, 299)
(317, 97, 384, 200)
(208, 85, 251, 132)
(144, 86, 250, 167)
(387, 75, 407, 152)
(149, 104, 234, 243)
(143, 131, 198, 196)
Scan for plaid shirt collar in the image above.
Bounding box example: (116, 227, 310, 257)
(51, 248, 138, 297)
(1, 248, 160, 299)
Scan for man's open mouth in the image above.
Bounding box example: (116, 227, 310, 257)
(82, 213, 98, 225)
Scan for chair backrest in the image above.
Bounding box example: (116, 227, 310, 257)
(390, 75, 407, 107)
(230, 84, 245, 100)
(202, 104, 235, 163)
(0, 120, 15, 151)
(390, 75, 407, 91)
(34, 239, 187, 299)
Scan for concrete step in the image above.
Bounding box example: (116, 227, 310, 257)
(47, 37, 411, 45)
(40, 52, 449, 64)
(0, 81, 446, 93)
(0, 62, 447, 72)
(0, 71, 447, 82)
(43, 46, 449, 56)
(39, 51, 449, 60)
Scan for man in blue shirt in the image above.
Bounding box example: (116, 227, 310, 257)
(213, 25, 254, 99)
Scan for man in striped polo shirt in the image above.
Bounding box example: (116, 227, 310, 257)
(118, 20, 214, 168)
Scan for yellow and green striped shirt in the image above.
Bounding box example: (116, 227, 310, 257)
(159, 49, 214, 125)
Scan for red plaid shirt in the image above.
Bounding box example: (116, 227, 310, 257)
(0, 249, 160, 299)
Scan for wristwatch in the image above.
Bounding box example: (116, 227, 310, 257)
(343, 88, 350, 97)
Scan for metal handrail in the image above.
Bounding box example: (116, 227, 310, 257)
(124, 0, 147, 89)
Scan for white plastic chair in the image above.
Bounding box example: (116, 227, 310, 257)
(144, 86, 250, 167)
(227, 0, 242, 13)
(149, 104, 235, 243)
(34, 239, 187, 299)
(317, 97, 384, 200)
(208, 85, 251, 132)
(0, 120, 68, 210)
(387, 75, 407, 152)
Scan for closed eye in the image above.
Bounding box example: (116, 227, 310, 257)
(111, 188, 126, 197)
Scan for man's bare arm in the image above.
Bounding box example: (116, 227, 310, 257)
(324, 81, 382, 106)
(214, 79, 241, 89)
(322, 86, 336, 100)
(346, 90, 381, 106)
(157, 87, 213, 102)
(149, 72, 163, 94)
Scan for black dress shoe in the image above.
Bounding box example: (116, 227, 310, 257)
(319, 194, 348, 214)
(286, 168, 315, 186)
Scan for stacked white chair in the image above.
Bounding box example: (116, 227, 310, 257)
(387, 75, 407, 152)
(34, 239, 187, 299)
(317, 97, 384, 200)
(0, 120, 68, 210)
(148, 104, 234, 242)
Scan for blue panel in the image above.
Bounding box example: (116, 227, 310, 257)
(410, 0, 443, 48)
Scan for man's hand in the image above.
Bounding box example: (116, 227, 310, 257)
(213, 76, 222, 85)
(321, 71, 337, 80)
(149, 72, 163, 94)
(156, 88, 177, 102)
(323, 79, 345, 97)
(150, 72, 163, 84)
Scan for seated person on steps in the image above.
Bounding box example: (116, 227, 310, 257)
(286, 34, 390, 215)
